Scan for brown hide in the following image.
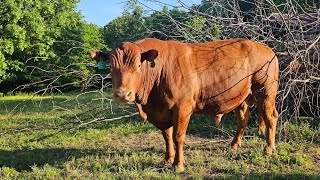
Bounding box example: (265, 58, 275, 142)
(93, 38, 279, 172)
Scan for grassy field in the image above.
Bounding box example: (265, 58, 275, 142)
(0, 92, 319, 179)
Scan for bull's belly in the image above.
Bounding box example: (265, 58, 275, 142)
(194, 86, 251, 115)
(194, 101, 240, 115)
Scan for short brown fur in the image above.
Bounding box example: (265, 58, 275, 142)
(91, 38, 279, 172)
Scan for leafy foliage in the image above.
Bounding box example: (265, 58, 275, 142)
(104, 7, 148, 47)
(0, 0, 225, 93)
(0, 0, 104, 93)
(145, 7, 189, 40)
(103, 3, 222, 45)
(0, 0, 76, 80)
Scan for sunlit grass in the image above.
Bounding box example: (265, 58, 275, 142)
(0, 92, 319, 179)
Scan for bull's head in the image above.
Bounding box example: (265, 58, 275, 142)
(91, 42, 158, 102)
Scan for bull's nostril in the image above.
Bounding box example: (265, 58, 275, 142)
(114, 90, 132, 101)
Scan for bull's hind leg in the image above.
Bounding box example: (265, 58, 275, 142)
(252, 52, 279, 154)
(247, 94, 266, 136)
(258, 114, 266, 135)
(231, 101, 250, 150)
(256, 91, 278, 154)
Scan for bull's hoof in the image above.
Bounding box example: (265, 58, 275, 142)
(161, 160, 173, 168)
(231, 144, 238, 151)
(258, 124, 266, 136)
(174, 165, 185, 173)
(266, 146, 275, 155)
(258, 129, 266, 136)
(231, 141, 241, 151)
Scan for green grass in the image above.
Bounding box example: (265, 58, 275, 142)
(0, 92, 319, 179)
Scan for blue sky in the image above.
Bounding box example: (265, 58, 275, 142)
(77, 0, 201, 26)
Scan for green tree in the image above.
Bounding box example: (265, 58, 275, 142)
(104, 7, 147, 47)
(38, 22, 104, 89)
(0, 0, 77, 88)
(182, 16, 221, 42)
(145, 7, 189, 40)
(0, 0, 104, 93)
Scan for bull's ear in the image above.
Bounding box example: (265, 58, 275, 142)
(141, 49, 158, 62)
(91, 50, 109, 62)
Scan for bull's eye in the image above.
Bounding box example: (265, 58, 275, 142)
(138, 64, 141, 68)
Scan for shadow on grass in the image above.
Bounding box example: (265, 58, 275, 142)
(0, 148, 100, 171)
(203, 172, 320, 180)
(187, 114, 239, 139)
(23, 116, 155, 144)
(0, 146, 162, 173)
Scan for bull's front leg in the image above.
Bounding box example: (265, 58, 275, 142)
(172, 103, 193, 173)
(161, 127, 175, 167)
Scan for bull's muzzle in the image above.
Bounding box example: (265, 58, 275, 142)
(113, 89, 132, 102)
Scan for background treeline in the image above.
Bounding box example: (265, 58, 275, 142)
(0, 0, 317, 93)
(0, 0, 319, 118)
(0, 0, 212, 93)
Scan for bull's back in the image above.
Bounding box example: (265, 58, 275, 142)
(190, 39, 276, 114)
(137, 38, 278, 114)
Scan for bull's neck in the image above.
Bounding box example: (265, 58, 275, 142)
(136, 65, 161, 105)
